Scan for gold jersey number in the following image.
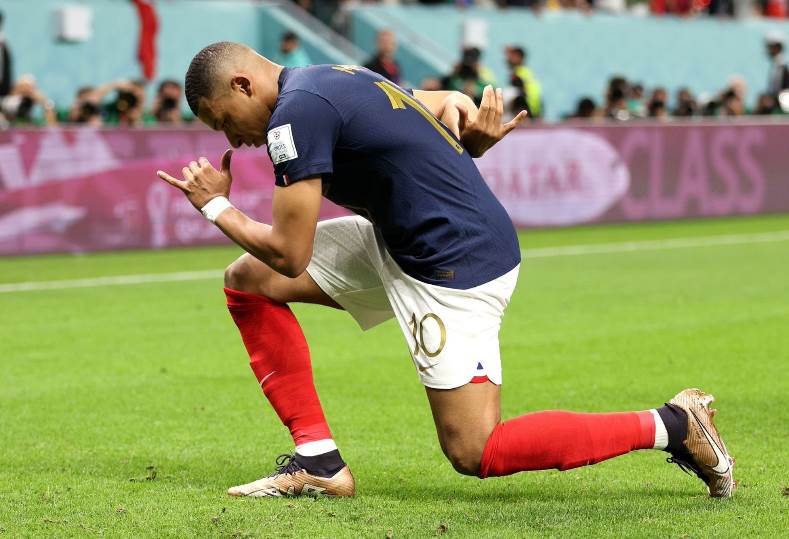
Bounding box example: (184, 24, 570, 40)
(408, 312, 447, 358)
(374, 81, 464, 155)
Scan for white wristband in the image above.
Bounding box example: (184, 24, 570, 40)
(200, 196, 233, 223)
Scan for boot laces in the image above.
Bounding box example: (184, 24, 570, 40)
(666, 455, 705, 481)
(269, 453, 303, 477)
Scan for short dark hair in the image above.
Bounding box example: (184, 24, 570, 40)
(282, 31, 298, 42)
(158, 79, 181, 93)
(508, 46, 526, 60)
(184, 41, 247, 116)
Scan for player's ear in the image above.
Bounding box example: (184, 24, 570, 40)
(230, 75, 253, 97)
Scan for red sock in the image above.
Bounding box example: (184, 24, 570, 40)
(225, 287, 333, 446)
(479, 410, 655, 478)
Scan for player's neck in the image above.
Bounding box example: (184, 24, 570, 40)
(261, 62, 285, 111)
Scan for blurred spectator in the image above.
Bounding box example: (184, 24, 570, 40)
(274, 31, 312, 68)
(720, 88, 745, 116)
(65, 86, 103, 126)
(765, 31, 789, 97)
(604, 76, 630, 120)
(0, 9, 12, 97)
(495, 0, 546, 10)
(706, 0, 735, 16)
(99, 80, 147, 126)
(364, 30, 401, 85)
(728, 75, 747, 103)
(442, 47, 496, 103)
(673, 87, 698, 117)
(569, 96, 599, 119)
(151, 79, 185, 124)
(595, 0, 627, 12)
(648, 97, 669, 119)
(754, 92, 778, 114)
(650, 0, 697, 15)
(0, 75, 57, 126)
(504, 45, 542, 119)
(627, 83, 646, 118)
(650, 86, 668, 105)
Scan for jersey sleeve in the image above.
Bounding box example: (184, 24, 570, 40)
(266, 90, 342, 187)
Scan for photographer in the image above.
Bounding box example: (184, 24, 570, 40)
(442, 47, 496, 104)
(0, 75, 57, 126)
(95, 79, 146, 126)
(151, 79, 185, 124)
(65, 86, 103, 126)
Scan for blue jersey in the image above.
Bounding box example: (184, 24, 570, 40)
(266, 65, 520, 289)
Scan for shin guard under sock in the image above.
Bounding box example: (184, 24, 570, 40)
(225, 287, 333, 446)
(479, 410, 655, 478)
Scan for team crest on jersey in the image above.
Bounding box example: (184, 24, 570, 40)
(267, 124, 298, 165)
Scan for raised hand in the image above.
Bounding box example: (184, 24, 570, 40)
(457, 86, 528, 158)
(157, 149, 234, 209)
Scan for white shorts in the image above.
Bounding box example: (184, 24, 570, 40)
(306, 216, 519, 390)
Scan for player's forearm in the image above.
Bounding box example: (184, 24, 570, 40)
(214, 207, 308, 277)
(414, 90, 478, 123)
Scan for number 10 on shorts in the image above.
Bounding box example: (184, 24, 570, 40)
(408, 312, 447, 359)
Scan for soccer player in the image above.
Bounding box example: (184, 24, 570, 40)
(157, 42, 735, 498)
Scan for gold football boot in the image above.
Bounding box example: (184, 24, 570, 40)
(227, 454, 355, 498)
(666, 388, 736, 498)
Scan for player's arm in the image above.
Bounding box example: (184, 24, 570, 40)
(413, 90, 479, 126)
(414, 86, 528, 158)
(214, 179, 321, 277)
(157, 150, 321, 278)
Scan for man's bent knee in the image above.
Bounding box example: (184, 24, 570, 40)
(224, 256, 252, 291)
(224, 254, 276, 297)
(426, 382, 501, 477)
(438, 423, 496, 476)
(442, 439, 485, 476)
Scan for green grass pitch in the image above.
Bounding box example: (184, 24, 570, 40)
(1, 215, 788, 538)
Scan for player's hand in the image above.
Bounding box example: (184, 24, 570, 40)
(156, 149, 234, 209)
(457, 86, 528, 158)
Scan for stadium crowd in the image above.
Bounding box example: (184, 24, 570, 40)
(564, 30, 789, 119)
(2, 4, 789, 128)
(292, 0, 789, 19)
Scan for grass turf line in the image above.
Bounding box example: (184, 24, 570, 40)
(0, 215, 788, 538)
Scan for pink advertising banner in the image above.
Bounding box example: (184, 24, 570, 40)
(1, 123, 788, 255)
(0, 128, 349, 255)
(479, 122, 787, 227)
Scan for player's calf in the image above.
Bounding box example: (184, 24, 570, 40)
(224, 253, 350, 495)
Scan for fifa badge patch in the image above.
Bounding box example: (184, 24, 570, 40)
(267, 124, 298, 165)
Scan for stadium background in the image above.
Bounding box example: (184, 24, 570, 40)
(1, 1, 787, 537)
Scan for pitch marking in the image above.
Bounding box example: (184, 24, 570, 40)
(0, 270, 222, 293)
(522, 229, 789, 258)
(2, 229, 788, 294)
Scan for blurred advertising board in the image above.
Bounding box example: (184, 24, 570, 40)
(0, 122, 787, 255)
(479, 123, 780, 227)
(0, 128, 347, 255)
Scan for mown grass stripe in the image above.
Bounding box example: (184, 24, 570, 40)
(2, 229, 788, 293)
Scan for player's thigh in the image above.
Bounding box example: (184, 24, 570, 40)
(426, 382, 501, 474)
(224, 252, 341, 308)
